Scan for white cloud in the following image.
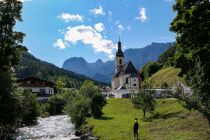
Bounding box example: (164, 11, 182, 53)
(108, 11, 112, 22)
(90, 6, 105, 16)
(53, 39, 66, 49)
(94, 23, 105, 32)
(64, 25, 114, 58)
(135, 7, 148, 22)
(58, 13, 83, 22)
(127, 25, 131, 31)
(118, 24, 125, 31)
(115, 21, 125, 35)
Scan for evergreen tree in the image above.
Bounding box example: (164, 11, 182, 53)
(0, 0, 26, 72)
(0, 0, 26, 138)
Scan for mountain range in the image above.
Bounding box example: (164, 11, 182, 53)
(62, 42, 173, 83)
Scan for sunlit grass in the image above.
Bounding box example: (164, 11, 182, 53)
(85, 98, 210, 140)
(149, 67, 186, 88)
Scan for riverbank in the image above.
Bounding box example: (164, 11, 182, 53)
(85, 98, 210, 140)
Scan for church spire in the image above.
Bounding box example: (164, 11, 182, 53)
(118, 35, 122, 51)
(116, 36, 123, 57)
(115, 36, 124, 73)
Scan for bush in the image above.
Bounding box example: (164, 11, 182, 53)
(39, 103, 50, 117)
(0, 72, 21, 139)
(18, 91, 40, 125)
(91, 93, 107, 118)
(80, 80, 99, 98)
(64, 94, 91, 129)
(64, 80, 107, 128)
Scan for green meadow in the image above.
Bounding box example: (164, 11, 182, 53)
(85, 98, 210, 140)
(149, 67, 187, 88)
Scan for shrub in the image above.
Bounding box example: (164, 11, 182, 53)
(91, 93, 107, 118)
(64, 94, 91, 129)
(18, 91, 40, 125)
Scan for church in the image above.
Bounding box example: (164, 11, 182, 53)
(111, 39, 140, 90)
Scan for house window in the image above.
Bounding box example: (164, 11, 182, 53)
(40, 89, 45, 94)
(134, 84, 137, 86)
(119, 59, 122, 65)
(126, 77, 129, 84)
(27, 81, 31, 84)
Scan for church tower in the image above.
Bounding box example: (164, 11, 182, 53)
(115, 38, 124, 73)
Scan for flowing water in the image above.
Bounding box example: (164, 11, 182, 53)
(15, 115, 79, 140)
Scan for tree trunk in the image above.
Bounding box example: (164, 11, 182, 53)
(143, 110, 146, 118)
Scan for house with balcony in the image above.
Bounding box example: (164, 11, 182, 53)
(17, 76, 55, 101)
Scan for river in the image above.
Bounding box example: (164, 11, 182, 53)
(15, 115, 79, 140)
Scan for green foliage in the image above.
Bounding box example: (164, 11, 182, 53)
(0, 0, 27, 72)
(157, 44, 177, 67)
(17, 91, 40, 125)
(161, 81, 169, 89)
(91, 93, 107, 118)
(16, 52, 94, 88)
(132, 89, 156, 118)
(39, 103, 50, 117)
(64, 94, 91, 129)
(132, 81, 156, 118)
(55, 77, 65, 94)
(170, 0, 210, 124)
(80, 80, 99, 98)
(0, 1, 27, 138)
(0, 72, 21, 138)
(86, 99, 210, 140)
(141, 62, 160, 80)
(64, 80, 106, 128)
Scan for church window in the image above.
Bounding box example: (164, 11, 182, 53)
(126, 77, 129, 84)
(119, 59, 122, 65)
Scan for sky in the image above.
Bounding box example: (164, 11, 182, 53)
(16, 0, 176, 67)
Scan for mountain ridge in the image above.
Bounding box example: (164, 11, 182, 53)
(63, 42, 173, 83)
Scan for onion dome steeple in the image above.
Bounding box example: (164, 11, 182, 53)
(116, 36, 124, 57)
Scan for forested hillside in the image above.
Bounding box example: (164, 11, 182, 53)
(16, 52, 94, 88)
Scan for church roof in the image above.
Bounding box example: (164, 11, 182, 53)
(113, 61, 138, 78)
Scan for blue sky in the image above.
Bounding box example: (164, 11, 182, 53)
(16, 0, 176, 67)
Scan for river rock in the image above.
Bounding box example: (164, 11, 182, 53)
(71, 138, 81, 140)
(88, 136, 98, 140)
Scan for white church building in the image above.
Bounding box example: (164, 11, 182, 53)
(106, 39, 140, 98)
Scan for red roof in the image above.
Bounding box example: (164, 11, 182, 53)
(17, 76, 54, 88)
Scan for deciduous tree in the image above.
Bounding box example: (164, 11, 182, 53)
(170, 0, 210, 124)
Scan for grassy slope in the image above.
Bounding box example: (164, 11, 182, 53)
(149, 67, 186, 88)
(86, 99, 210, 140)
